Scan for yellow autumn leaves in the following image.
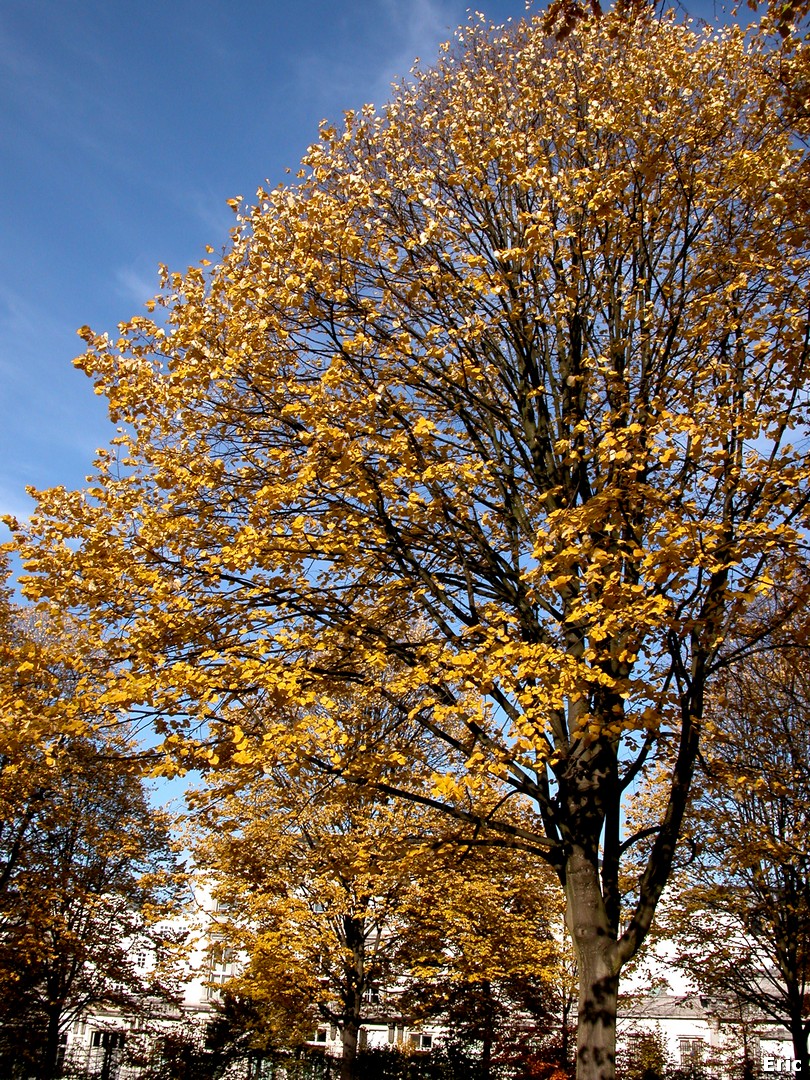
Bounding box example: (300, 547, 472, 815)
(3, 17, 809, 1069)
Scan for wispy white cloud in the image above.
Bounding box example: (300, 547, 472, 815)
(0, 484, 37, 528)
(290, 0, 462, 118)
(0, 17, 129, 172)
(186, 189, 237, 241)
(0, 284, 73, 377)
(114, 264, 162, 307)
(374, 0, 461, 95)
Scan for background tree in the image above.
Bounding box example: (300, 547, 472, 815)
(191, 741, 564, 1080)
(0, 599, 185, 1080)
(192, 761, 432, 1080)
(615, 1026, 670, 1080)
(9, 11, 810, 1080)
(0, 731, 185, 1080)
(661, 616, 810, 1076)
(400, 853, 574, 1080)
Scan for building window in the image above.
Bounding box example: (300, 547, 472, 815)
(316, 1028, 328, 1043)
(205, 971, 233, 1001)
(679, 1038, 704, 1068)
(409, 1033, 433, 1051)
(206, 937, 238, 1000)
(91, 1031, 125, 1050)
(209, 941, 236, 971)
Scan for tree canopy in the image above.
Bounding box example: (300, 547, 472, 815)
(8, 11, 810, 1080)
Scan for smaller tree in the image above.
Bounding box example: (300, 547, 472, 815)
(616, 1026, 670, 1080)
(0, 733, 185, 1080)
(661, 624, 810, 1076)
(190, 740, 566, 1080)
(400, 852, 573, 1080)
(191, 761, 435, 1080)
(0, 597, 185, 1080)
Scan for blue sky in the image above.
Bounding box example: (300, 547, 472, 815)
(1, 0, 724, 528)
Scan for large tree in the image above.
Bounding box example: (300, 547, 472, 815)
(9, 11, 810, 1080)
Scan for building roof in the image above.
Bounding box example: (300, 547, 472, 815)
(620, 993, 793, 1039)
(620, 994, 712, 1021)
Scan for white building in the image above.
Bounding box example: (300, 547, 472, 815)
(618, 992, 795, 1077)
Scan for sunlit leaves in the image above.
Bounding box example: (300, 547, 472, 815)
(5, 12, 810, 1077)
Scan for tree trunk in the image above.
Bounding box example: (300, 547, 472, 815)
(789, 1014, 808, 1079)
(42, 1005, 63, 1080)
(565, 846, 621, 1080)
(481, 979, 494, 1080)
(340, 1013, 361, 1080)
(340, 914, 366, 1080)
